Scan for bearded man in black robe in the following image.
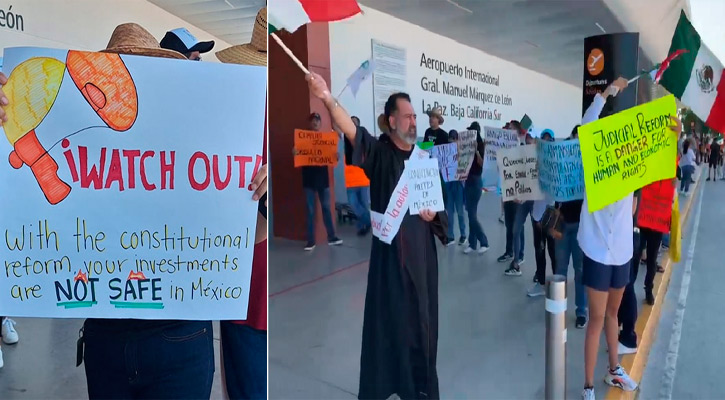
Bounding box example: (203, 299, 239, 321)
(306, 72, 448, 400)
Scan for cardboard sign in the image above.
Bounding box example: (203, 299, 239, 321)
(497, 145, 544, 202)
(578, 95, 678, 212)
(538, 140, 584, 201)
(293, 130, 339, 167)
(455, 129, 477, 181)
(405, 158, 444, 215)
(483, 127, 519, 187)
(430, 143, 457, 182)
(637, 180, 675, 233)
(0, 47, 266, 320)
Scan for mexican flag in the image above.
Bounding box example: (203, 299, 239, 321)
(268, 0, 362, 34)
(660, 11, 725, 133)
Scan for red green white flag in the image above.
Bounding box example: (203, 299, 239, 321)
(268, 0, 362, 34)
(659, 11, 725, 133)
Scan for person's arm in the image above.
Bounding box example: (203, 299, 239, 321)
(306, 72, 357, 144)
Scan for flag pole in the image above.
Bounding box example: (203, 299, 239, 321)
(270, 32, 310, 75)
(336, 83, 349, 98)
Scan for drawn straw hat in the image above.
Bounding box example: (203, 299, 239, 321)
(101, 23, 187, 60)
(215, 7, 267, 66)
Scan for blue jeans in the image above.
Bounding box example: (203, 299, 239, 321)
(83, 320, 214, 399)
(305, 187, 336, 244)
(464, 175, 488, 249)
(680, 165, 695, 192)
(347, 186, 371, 231)
(512, 201, 531, 261)
(554, 222, 588, 318)
(445, 181, 466, 240)
(221, 322, 267, 400)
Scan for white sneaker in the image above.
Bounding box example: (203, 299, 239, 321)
(527, 283, 545, 297)
(463, 247, 474, 254)
(618, 342, 637, 355)
(1, 318, 18, 344)
(581, 387, 594, 400)
(477, 246, 489, 254)
(604, 365, 638, 391)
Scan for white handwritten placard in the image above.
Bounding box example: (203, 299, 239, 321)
(483, 127, 519, 187)
(0, 47, 266, 320)
(497, 145, 544, 202)
(430, 143, 457, 182)
(455, 129, 477, 180)
(405, 158, 444, 215)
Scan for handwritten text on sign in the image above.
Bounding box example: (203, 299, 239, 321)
(405, 158, 445, 214)
(537, 140, 584, 202)
(455, 130, 478, 180)
(0, 47, 266, 319)
(293, 130, 339, 167)
(578, 95, 677, 212)
(483, 127, 518, 187)
(497, 145, 544, 202)
(371, 146, 430, 243)
(430, 143, 457, 182)
(637, 180, 675, 233)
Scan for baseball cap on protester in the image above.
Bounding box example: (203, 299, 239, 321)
(160, 28, 215, 56)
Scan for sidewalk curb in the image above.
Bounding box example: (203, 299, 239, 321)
(605, 176, 702, 400)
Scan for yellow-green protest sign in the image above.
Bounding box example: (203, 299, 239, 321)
(578, 95, 677, 213)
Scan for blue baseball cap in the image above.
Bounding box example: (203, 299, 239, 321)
(160, 28, 215, 56)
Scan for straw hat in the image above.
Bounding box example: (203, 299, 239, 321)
(426, 107, 444, 124)
(215, 8, 267, 66)
(102, 23, 186, 60)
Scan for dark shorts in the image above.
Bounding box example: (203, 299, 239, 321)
(709, 157, 719, 168)
(582, 254, 631, 291)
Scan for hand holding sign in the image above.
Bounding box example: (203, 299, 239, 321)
(578, 95, 678, 212)
(405, 158, 444, 215)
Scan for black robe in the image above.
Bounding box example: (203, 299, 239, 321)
(353, 127, 448, 400)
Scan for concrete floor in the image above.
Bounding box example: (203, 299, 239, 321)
(269, 191, 676, 399)
(639, 177, 721, 399)
(0, 319, 224, 399)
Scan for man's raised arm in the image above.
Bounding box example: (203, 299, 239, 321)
(306, 72, 357, 144)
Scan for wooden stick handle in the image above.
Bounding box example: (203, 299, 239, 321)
(270, 32, 310, 75)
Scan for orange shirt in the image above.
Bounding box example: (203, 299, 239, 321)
(345, 164, 370, 188)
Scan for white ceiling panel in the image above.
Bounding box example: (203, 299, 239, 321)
(149, 0, 265, 45)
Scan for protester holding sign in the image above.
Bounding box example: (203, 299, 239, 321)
(526, 131, 556, 296)
(554, 127, 589, 330)
(444, 130, 467, 245)
(578, 77, 640, 399)
(463, 121, 490, 254)
(215, 11, 269, 398)
(306, 71, 447, 400)
(300, 113, 342, 251)
(497, 120, 528, 265)
(636, 180, 675, 305)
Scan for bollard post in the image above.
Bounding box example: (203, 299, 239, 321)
(545, 274, 567, 400)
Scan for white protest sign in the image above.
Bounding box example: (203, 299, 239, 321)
(455, 130, 477, 180)
(371, 145, 429, 244)
(405, 158, 444, 215)
(430, 143, 457, 182)
(483, 127, 519, 187)
(497, 144, 544, 202)
(0, 47, 266, 320)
